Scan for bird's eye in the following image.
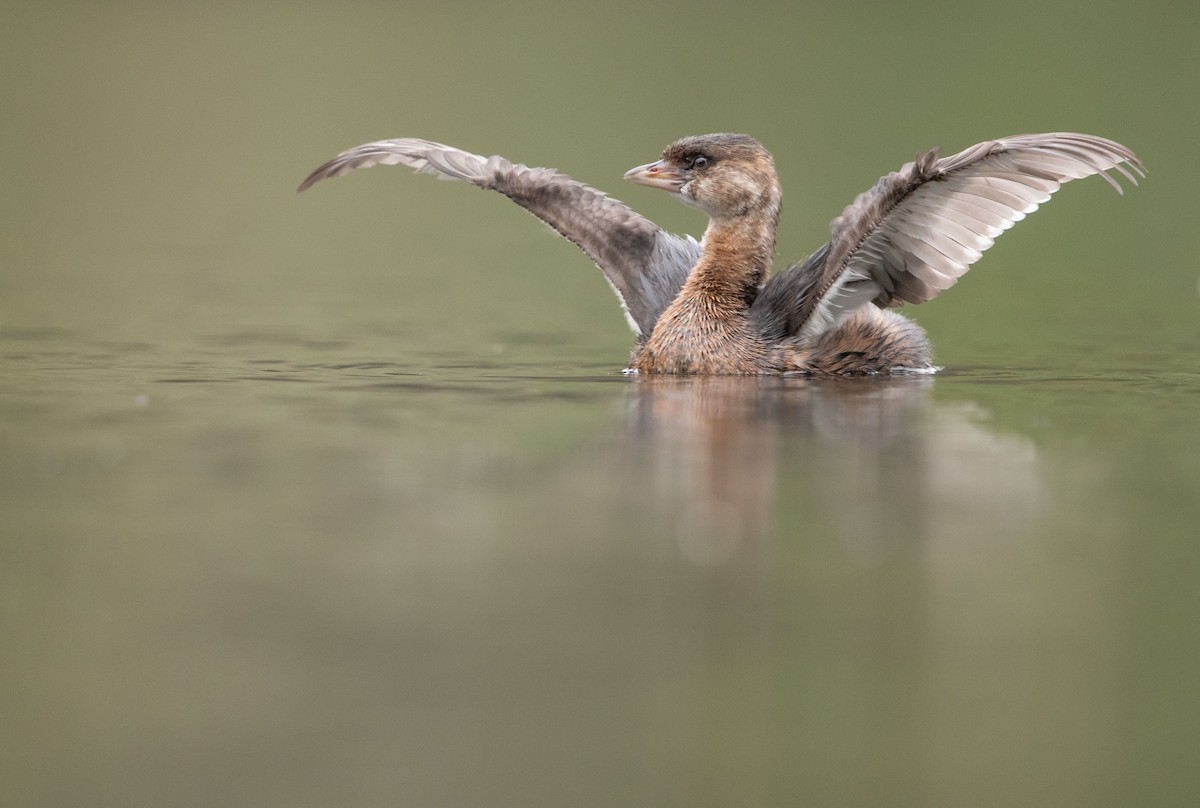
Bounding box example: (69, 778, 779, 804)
(691, 155, 709, 169)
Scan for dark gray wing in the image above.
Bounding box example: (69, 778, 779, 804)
(299, 138, 698, 337)
(755, 133, 1144, 343)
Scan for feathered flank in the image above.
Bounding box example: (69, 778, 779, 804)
(299, 139, 698, 337)
(762, 133, 1145, 345)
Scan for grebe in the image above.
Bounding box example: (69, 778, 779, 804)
(299, 132, 1142, 374)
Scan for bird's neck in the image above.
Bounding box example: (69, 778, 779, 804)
(684, 207, 778, 309)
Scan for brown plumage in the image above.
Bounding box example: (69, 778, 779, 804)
(299, 132, 1144, 375)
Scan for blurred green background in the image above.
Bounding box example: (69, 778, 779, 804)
(3, 0, 1194, 358)
(2, 2, 1198, 807)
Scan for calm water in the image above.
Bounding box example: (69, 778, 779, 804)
(5, 333, 1199, 807)
(4, 2, 1200, 807)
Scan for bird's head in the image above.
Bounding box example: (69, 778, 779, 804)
(624, 133, 781, 220)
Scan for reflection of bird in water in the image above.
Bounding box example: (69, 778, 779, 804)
(622, 376, 939, 562)
(300, 132, 1142, 374)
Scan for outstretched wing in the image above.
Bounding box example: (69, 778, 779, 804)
(754, 133, 1144, 343)
(299, 139, 698, 337)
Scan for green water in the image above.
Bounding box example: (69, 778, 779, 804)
(3, 2, 1199, 806)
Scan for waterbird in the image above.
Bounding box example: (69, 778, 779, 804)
(299, 132, 1143, 374)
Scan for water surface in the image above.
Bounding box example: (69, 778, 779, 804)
(5, 327, 1198, 807)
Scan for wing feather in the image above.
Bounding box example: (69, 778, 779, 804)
(299, 138, 698, 337)
(758, 132, 1143, 342)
